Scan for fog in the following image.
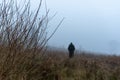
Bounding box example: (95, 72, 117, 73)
(46, 0, 120, 54)
(5, 0, 120, 54)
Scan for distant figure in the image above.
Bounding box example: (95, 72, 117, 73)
(68, 42, 75, 58)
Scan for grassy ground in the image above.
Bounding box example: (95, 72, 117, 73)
(0, 46, 120, 80)
(43, 50, 120, 80)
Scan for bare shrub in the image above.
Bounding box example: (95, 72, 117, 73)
(0, 0, 63, 79)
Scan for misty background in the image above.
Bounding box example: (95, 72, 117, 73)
(46, 0, 120, 55)
(4, 0, 120, 54)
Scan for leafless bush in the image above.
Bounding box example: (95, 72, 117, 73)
(0, 0, 63, 79)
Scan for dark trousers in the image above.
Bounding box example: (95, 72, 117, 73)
(69, 51, 74, 58)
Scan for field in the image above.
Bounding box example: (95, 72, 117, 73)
(0, 0, 120, 80)
(40, 49, 120, 80)
(0, 47, 120, 80)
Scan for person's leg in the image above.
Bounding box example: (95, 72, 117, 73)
(69, 51, 73, 58)
(69, 52, 71, 58)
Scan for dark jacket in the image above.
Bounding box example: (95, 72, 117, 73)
(68, 43, 75, 52)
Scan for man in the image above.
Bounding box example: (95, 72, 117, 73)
(68, 42, 75, 58)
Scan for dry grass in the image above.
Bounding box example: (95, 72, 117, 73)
(1, 44, 120, 80)
(44, 50, 120, 80)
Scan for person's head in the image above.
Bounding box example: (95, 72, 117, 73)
(70, 42, 73, 45)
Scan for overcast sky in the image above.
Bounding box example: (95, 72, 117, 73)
(43, 0, 120, 54)
(5, 0, 120, 54)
